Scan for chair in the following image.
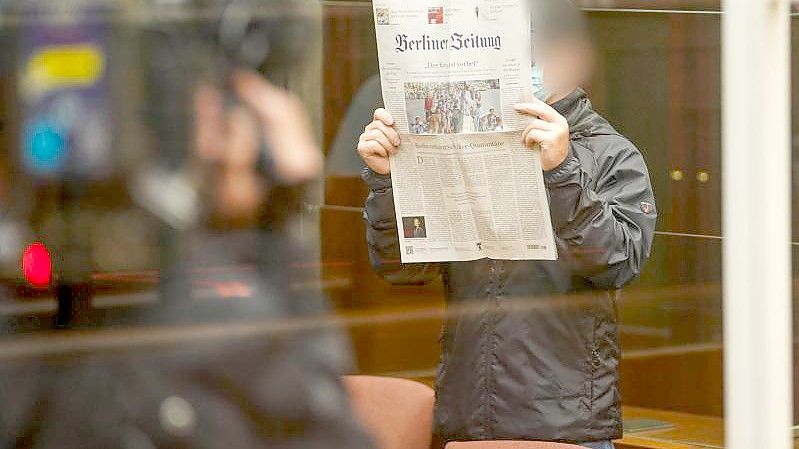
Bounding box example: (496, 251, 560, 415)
(445, 441, 587, 449)
(343, 375, 435, 449)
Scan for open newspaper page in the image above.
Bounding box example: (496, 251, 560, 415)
(372, 0, 557, 263)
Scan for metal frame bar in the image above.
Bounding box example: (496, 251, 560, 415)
(722, 1, 792, 448)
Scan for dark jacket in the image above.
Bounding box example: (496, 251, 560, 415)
(362, 89, 656, 443)
(0, 231, 376, 449)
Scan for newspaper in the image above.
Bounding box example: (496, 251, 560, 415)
(372, 0, 557, 263)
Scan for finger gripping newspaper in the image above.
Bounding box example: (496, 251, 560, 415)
(372, 0, 557, 263)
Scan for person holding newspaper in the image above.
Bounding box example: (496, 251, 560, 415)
(355, 1, 656, 448)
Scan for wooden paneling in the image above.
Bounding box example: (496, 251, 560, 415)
(620, 345, 723, 417)
(322, 3, 379, 154)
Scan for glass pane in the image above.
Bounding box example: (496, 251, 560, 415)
(320, 3, 733, 448)
(0, 3, 375, 448)
(0, 0, 794, 448)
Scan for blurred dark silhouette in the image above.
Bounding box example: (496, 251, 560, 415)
(0, 2, 375, 448)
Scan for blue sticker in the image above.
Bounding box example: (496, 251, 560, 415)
(24, 119, 67, 175)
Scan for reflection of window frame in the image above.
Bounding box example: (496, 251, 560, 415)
(576, 0, 720, 11)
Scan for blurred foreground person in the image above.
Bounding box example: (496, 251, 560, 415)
(357, 1, 656, 448)
(0, 3, 373, 447)
(0, 68, 373, 449)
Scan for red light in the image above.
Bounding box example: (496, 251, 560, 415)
(22, 242, 52, 288)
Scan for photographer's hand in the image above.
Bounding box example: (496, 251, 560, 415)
(233, 70, 323, 185)
(194, 69, 322, 221)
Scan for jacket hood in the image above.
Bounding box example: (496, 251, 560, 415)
(552, 88, 620, 139)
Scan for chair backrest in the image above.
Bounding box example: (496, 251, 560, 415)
(343, 375, 435, 449)
(445, 441, 587, 449)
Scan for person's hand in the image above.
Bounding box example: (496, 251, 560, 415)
(233, 70, 323, 184)
(194, 69, 323, 221)
(515, 98, 570, 171)
(357, 108, 401, 175)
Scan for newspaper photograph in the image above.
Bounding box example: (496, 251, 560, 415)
(372, 0, 557, 263)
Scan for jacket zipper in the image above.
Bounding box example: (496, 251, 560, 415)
(483, 259, 502, 437)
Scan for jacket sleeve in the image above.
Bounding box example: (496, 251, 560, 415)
(543, 139, 657, 289)
(362, 168, 443, 285)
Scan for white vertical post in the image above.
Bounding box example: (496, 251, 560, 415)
(722, 1, 792, 449)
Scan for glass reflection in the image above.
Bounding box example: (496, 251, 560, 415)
(0, 2, 375, 448)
